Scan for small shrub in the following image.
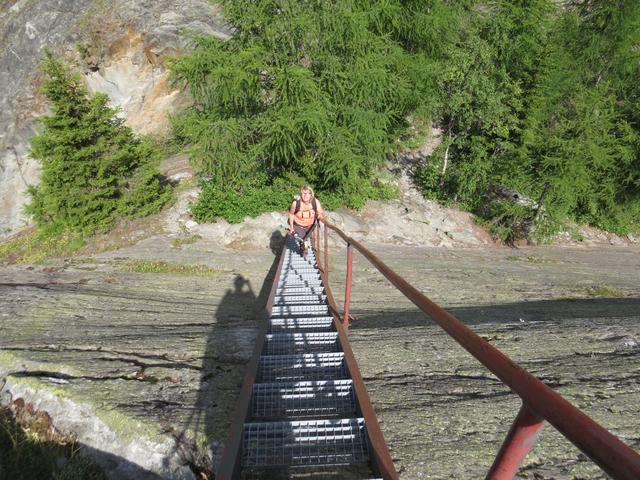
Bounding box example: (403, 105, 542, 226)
(586, 285, 624, 298)
(191, 181, 296, 224)
(171, 234, 202, 249)
(320, 181, 399, 211)
(475, 200, 536, 244)
(415, 157, 445, 202)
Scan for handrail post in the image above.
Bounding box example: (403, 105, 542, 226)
(312, 224, 318, 256)
(485, 403, 545, 480)
(323, 221, 328, 280)
(343, 242, 354, 328)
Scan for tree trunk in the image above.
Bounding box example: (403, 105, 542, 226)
(440, 132, 452, 188)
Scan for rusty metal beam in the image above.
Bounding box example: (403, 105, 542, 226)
(318, 246, 399, 480)
(343, 243, 354, 328)
(324, 221, 640, 480)
(323, 222, 329, 278)
(486, 403, 546, 479)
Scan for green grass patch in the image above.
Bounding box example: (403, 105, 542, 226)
(120, 260, 222, 276)
(191, 175, 398, 224)
(191, 179, 297, 224)
(586, 284, 625, 298)
(170, 234, 202, 249)
(0, 230, 84, 264)
(506, 255, 551, 264)
(0, 406, 106, 480)
(398, 115, 433, 151)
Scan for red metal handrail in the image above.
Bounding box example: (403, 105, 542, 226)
(316, 220, 640, 480)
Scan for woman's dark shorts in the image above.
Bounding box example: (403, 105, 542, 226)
(293, 222, 316, 239)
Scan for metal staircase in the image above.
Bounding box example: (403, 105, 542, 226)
(218, 223, 640, 479)
(220, 235, 388, 478)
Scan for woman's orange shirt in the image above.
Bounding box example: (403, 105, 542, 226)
(293, 202, 316, 227)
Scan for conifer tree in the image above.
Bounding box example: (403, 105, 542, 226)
(171, 0, 433, 207)
(172, 0, 639, 234)
(27, 51, 171, 234)
(519, 1, 640, 234)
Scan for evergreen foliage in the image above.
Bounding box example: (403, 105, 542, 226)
(521, 1, 640, 234)
(174, 0, 639, 237)
(170, 0, 418, 214)
(416, 0, 640, 238)
(27, 51, 172, 236)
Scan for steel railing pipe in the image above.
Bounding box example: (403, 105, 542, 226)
(321, 220, 640, 480)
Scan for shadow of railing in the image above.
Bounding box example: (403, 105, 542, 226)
(346, 297, 640, 330)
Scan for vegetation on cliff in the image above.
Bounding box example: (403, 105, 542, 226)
(169, 0, 417, 221)
(415, 0, 640, 240)
(172, 0, 639, 238)
(0, 405, 106, 480)
(26, 51, 172, 238)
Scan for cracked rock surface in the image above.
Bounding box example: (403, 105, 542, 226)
(1, 238, 639, 479)
(0, 236, 279, 478)
(330, 244, 640, 479)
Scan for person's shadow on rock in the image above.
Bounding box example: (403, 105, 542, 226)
(168, 230, 286, 476)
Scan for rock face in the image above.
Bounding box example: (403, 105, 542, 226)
(0, 0, 231, 238)
(3, 378, 197, 480)
(1, 239, 639, 479)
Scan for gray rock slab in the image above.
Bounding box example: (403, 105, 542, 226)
(326, 244, 640, 479)
(1, 240, 639, 478)
(0, 242, 280, 478)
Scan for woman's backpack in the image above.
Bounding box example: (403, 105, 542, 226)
(293, 196, 318, 216)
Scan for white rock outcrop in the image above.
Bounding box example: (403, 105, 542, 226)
(0, 0, 230, 239)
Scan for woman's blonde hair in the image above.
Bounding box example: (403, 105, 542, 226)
(299, 185, 315, 199)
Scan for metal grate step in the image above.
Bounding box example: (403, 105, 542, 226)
(264, 332, 340, 354)
(241, 418, 368, 468)
(282, 264, 318, 271)
(241, 473, 381, 480)
(282, 263, 319, 270)
(268, 316, 335, 332)
(284, 253, 316, 261)
(251, 380, 356, 420)
(281, 274, 322, 283)
(276, 286, 325, 296)
(271, 304, 330, 317)
(283, 258, 316, 263)
(258, 353, 346, 382)
(285, 252, 316, 260)
(280, 273, 320, 281)
(283, 256, 317, 262)
(274, 294, 328, 305)
(278, 280, 324, 288)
